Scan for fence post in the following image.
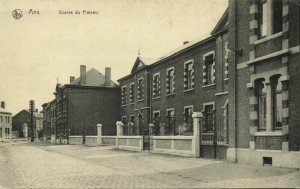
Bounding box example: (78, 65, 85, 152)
(116, 121, 124, 148)
(192, 112, 203, 157)
(97, 123, 102, 145)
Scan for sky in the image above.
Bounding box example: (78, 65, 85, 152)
(0, 0, 228, 115)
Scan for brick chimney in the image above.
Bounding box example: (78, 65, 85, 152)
(70, 76, 75, 84)
(105, 67, 111, 87)
(80, 65, 86, 85)
(0, 101, 5, 109)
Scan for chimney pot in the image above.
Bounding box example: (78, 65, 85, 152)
(105, 67, 111, 87)
(80, 65, 86, 85)
(183, 41, 189, 45)
(70, 76, 75, 84)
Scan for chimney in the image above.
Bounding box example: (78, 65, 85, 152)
(70, 76, 75, 84)
(35, 109, 38, 112)
(0, 101, 5, 109)
(105, 67, 111, 87)
(80, 65, 86, 85)
(183, 41, 189, 45)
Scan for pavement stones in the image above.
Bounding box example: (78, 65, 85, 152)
(0, 142, 299, 188)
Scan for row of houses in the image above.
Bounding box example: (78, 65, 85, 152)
(42, 0, 300, 167)
(0, 101, 12, 140)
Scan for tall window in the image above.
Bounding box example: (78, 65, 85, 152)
(153, 111, 160, 135)
(258, 0, 282, 38)
(166, 68, 175, 95)
(184, 106, 193, 132)
(130, 83, 135, 103)
(166, 109, 175, 135)
(137, 78, 144, 100)
(0, 116, 2, 122)
(153, 74, 160, 98)
(204, 104, 214, 132)
(271, 75, 282, 129)
(184, 62, 194, 90)
(204, 54, 214, 85)
(255, 79, 267, 130)
(121, 86, 127, 105)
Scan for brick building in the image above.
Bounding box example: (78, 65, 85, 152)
(12, 109, 43, 139)
(41, 99, 56, 141)
(118, 10, 230, 159)
(227, 0, 300, 167)
(52, 65, 120, 144)
(0, 101, 12, 140)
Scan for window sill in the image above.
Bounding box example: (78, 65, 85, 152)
(254, 32, 282, 46)
(121, 104, 127, 107)
(166, 93, 175, 98)
(254, 131, 282, 137)
(215, 91, 228, 96)
(202, 83, 216, 89)
(152, 96, 161, 100)
(137, 99, 144, 102)
(184, 89, 194, 93)
(130, 103, 134, 105)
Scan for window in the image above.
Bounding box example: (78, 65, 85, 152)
(137, 78, 144, 100)
(166, 109, 175, 135)
(204, 104, 214, 132)
(166, 68, 175, 95)
(5, 116, 10, 124)
(184, 106, 193, 132)
(184, 61, 194, 90)
(153, 73, 160, 98)
(203, 54, 214, 85)
(153, 111, 160, 135)
(258, 0, 283, 38)
(121, 86, 127, 105)
(129, 83, 135, 103)
(0, 116, 2, 123)
(224, 41, 229, 83)
(255, 79, 267, 130)
(271, 75, 282, 129)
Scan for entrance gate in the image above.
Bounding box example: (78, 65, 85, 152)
(200, 111, 228, 159)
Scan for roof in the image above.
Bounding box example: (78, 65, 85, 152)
(130, 57, 157, 73)
(72, 68, 118, 87)
(0, 107, 12, 114)
(211, 8, 228, 35)
(13, 109, 42, 119)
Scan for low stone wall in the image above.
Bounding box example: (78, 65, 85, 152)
(227, 148, 300, 168)
(116, 136, 143, 152)
(85, 136, 98, 146)
(69, 136, 83, 145)
(152, 136, 196, 157)
(101, 136, 116, 146)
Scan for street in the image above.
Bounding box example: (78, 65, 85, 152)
(0, 142, 299, 188)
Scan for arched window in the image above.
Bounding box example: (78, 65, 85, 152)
(270, 75, 282, 129)
(255, 78, 266, 130)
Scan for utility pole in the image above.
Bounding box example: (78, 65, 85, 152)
(29, 100, 35, 142)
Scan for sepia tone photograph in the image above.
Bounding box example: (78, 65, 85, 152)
(0, 0, 300, 188)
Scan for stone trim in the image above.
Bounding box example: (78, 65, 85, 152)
(184, 59, 194, 90)
(152, 73, 161, 98)
(166, 67, 175, 95)
(202, 51, 215, 85)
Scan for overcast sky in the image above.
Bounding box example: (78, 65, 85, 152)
(0, 0, 227, 115)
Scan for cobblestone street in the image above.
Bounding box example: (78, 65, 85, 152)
(0, 141, 299, 188)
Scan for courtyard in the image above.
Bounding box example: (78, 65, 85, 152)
(0, 141, 299, 188)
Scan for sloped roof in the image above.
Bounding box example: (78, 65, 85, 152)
(0, 107, 11, 114)
(211, 8, 228, 35)
(72, 68, 118, 87)
(130, 57, 157, 73)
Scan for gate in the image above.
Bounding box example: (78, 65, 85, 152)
(200, 107, 228, 159)
(143, 135, 151, 150)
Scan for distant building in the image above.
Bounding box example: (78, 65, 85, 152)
(0, 101, 12, 140)
(41, 100, 56, 141)
(12, 109, 43, 139)
(48, 65, 120, 144)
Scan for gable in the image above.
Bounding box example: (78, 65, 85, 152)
(211, 8, 228, 35)
(131, 57, 146, 73)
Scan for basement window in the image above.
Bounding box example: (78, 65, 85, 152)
(263, 156, 272, 166)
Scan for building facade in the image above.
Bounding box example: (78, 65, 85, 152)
(0, 101, 12, 140)
(12, 109, 43, 139)
(227, 0, 300, 167)
(42, 100, 56, 141)
(51, 65, 120, 144)
(118, 10, 230, 159)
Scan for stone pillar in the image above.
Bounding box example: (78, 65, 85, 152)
(116, 121, 124, 136)
(23, 123, 28, 138)
(265, 81, 272, 132)
(192, 112, 203, 157)
(97, 124, 102, 145)
(116, 121, 124, 148)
